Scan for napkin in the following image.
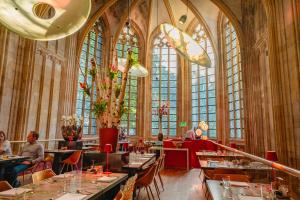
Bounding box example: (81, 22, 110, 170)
(56, 193, 87, 200)
(0, 188, 31, 197)
(238, 194, 263, 200)
(97, 176, 117, 183)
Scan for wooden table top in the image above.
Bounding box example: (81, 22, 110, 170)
(207, 180, 272, 200)
(18, 172, 128, 200)
(45, 149, 77, 154)
(200, 160, 272, 170)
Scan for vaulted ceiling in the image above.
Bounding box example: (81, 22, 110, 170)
(84, 0, 242, 46)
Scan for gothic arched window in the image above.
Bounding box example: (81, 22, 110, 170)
(191, 24, 216, 138)
(116, 26, 139, 136)
(151, 32, 177, 136)
(76, 24, 103, 135)
(224, 19, 244, 139)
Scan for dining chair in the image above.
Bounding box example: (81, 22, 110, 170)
(0, 181, 12, 192)
(114, 174, 138, 200)
(32, 169, 56, 184)
(135, 162, 159, 200)
(156, 154, 165, 191)
(59, 150, 82, 174)
(40, 154, 54, 169)
(21, 161, 42, 184)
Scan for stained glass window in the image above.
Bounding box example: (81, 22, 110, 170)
(76, 24, 103, 135)
(116, 26, 138, 136)
(152, 32, 177, 136)
(190, 24, 216, 138)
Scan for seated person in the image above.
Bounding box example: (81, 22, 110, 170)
(0, 131, 12, 155)
(4, 131, 44, 187)
(185, 128, 196, 140)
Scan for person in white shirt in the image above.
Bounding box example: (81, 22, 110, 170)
(0, 131, 12, 155)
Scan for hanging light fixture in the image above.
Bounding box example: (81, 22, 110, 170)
(0, 0, 91, 41)
(160, 23, 211, 67)
(179, 0, 188, 24)
(129, 64, 149, 77)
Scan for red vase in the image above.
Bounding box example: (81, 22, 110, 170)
(99, 128, 119, 152)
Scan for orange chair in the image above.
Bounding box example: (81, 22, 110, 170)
(0, 181, 12, 192)
(59, 150, 82, 174)
(135, 162, 159, 200)
(40, 154, 54, 169)
(212, 174, 251, 182)
(32, 169, 56, 184)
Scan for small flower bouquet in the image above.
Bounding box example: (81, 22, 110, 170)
(61, 115, 83, 141)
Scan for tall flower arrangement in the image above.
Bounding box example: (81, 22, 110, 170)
(153, 101, 170, 134)
(79, 49, 137, 129)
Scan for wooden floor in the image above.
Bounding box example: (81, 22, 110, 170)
(137, 168, 207, 200)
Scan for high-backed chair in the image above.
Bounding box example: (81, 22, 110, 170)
(135, 162, 159, 200)
(32, 169, 56, 184)
(0, 181, 12, 192)
(59, 150, 82, 174)
(114, 174, 138, 200)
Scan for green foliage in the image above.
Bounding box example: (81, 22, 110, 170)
(93, 100, 107, 117)
(131, 54, 139, 65)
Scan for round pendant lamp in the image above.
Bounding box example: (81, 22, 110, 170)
(129, 64, 148, 77)
(160, 23, 211, 67)
(0, 0, 91, 41)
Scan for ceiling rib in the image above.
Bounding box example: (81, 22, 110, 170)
(163, 0, 176, 25)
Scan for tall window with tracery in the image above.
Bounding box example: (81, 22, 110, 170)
(116, 26, 139, 136)
(151, 32, 177, 136)
(191, 24, 216, 138)
(224, 19, 244, 139)
(76, 24, 103, 135)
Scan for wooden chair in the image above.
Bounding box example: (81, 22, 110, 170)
(0, 181, 12, 192)
(59, 150, 82, 174)
(40, 154, 54, 169)
(32, 169, 56, 184)
(212, 174, 251, 182)
(114, 174, 138, 200)
(135, 162, 158, 200)
(21, 162, 42, 184)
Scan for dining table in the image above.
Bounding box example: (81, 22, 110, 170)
(7, 172, 128, 200)
(196, 151, 245, 159)
(122, 153, 156, 177)
(0, 155, 30, 180)
(200, 160, 272, 171)
(206, 180, 273, 200)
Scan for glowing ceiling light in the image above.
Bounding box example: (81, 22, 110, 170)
(160, 23, 211, 67)
(0, 0, 91, 41)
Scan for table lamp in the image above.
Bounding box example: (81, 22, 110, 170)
(230, 143, 237, 149)
(266, 151, 278, 162)
(104, 144, 112, 175)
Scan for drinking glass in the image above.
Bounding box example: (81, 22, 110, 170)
(222, 176, 231, 190)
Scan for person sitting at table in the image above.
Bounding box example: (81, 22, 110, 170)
(184, 128, 196, 140)
(4, 131, 44, 187)
(0, 131, 12, 155)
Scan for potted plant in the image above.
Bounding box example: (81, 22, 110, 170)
(61, 115, 83, 141)
(80, 49, 145, 152)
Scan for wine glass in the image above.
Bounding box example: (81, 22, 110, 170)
(222, 176, 231, 190)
